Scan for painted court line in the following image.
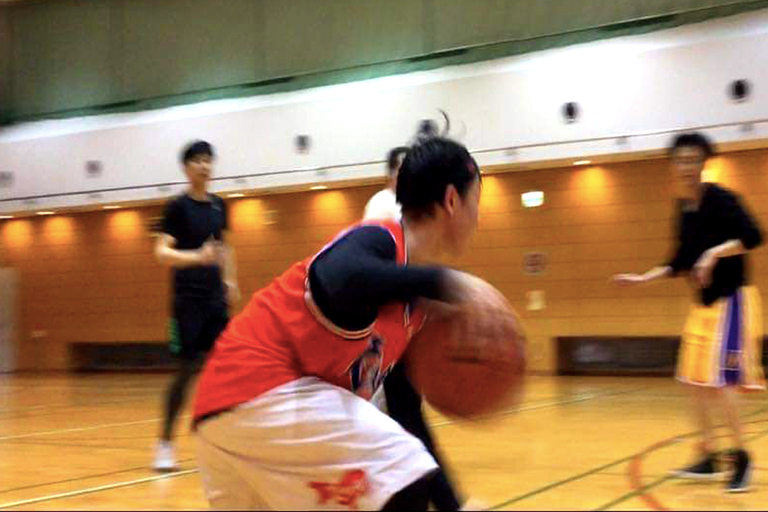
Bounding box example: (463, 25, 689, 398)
(490, 404, 768, 511)
(0, 470, 198, 510)
(0, 458, 197, 496)
(433, 387, 642, 428)
(0, 389, 634, 508)
(596, 419, 768, 511)
(0, 414, 191, 442)
(0, 396, 156, 417)
(490, 453, 641, 510)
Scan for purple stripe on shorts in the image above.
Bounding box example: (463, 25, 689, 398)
(723, 291, 743, 385)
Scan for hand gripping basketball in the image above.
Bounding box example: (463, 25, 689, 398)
(407, 271, 527, 418)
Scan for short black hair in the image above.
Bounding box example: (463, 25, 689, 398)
(396, 137, 480, 220)
(386, 146, 409, 176)
(669, 132, 715, 159)
(181, 140, 215, 164)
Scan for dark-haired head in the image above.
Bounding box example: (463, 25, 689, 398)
(396, 137, 481, 255)
(180, 140, 215, 191)
(397, 137, 479, 219)
(181, 140, 215, 165)
(387, 146, 409, 178)
(669, 132, 715, 160)
(669, 132, 715, 196)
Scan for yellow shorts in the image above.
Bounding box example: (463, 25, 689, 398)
(678, 286, 765, 389)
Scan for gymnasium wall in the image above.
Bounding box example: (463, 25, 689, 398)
(3, 9, 768, 215)
(3, 148, 767, 372)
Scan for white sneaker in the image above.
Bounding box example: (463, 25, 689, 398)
(152, 441, 178, 472)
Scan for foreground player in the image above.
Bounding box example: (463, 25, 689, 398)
(193, 138, 519, 509)
(613, 133, 763, 492)
(364, 146, 467, 511)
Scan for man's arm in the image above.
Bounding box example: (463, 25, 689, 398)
(221, 230, 240, 304)
(154, 234, 220, 268)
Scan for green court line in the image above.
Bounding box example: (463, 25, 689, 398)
(490, 404, 768, 510)
(490, 454, 642, 510)
(594, 418, 768, 511)
(433, 387, 646, 429)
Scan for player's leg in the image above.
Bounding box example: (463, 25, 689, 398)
(717, 289, 756, 492)
(673, 301, 726, 479)
(162, 357, 202, 441)
(673, 385, 724, 479)
(380, 475, 431, 510)
(164, 297, 227, 443)
(154, 298, 206, 471)
(716, 386, 751, 492)
(384, 362, 463, 510)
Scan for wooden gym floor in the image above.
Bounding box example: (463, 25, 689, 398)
(0, 374, 767, 510)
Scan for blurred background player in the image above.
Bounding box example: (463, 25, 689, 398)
(193, 137, 521, 510)
(613, 132, 763, 492)
(153, 140, 240, 471)
(363, 109, 447, 221)
(363, 146, 408, 221)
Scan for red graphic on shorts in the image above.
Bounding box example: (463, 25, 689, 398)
(308, 469, 370, 509)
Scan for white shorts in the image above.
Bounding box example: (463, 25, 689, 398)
(195, 377, 438, 510)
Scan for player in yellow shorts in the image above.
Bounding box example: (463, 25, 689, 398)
(613, 132, 763, 493)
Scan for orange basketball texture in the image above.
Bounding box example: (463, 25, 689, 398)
(405, 305, 526, 419)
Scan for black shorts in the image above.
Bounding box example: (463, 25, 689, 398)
(168, 297, 229, 360)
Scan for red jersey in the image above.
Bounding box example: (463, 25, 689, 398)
(193, 219, 425, 421)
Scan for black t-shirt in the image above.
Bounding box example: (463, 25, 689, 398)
(162, 193, 228, 299)
(665, 183, 762, 305)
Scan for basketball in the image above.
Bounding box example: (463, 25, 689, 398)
(405, 298, 526, 419)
